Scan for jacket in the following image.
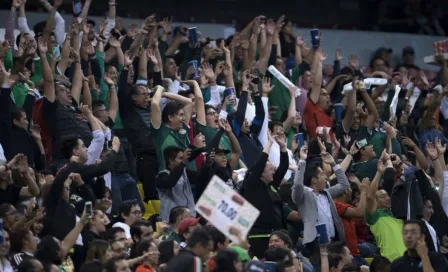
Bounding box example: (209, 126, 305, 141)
(291, 160, 349, 244)
(391, 167, 424, 220)
(241, 151, 288, 234)
(156, 163, 211, 221)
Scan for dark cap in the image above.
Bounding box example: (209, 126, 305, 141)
(402, 46, 415, 56)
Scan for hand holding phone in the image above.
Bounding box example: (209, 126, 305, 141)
(85, 201, 93, 218)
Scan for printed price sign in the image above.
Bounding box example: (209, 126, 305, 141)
(195, 175, 260, 242)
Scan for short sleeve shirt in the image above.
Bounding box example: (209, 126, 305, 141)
(151, 123, 191, 171)
(334, 201, 360, 255)
(304, 98, 333, 139)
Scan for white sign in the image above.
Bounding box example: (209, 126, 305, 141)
(195, 175, 260, 242)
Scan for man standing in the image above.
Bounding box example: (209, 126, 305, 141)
(390, 220, 448, 271)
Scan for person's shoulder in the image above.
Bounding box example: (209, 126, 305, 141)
(390, 255, 406, 267)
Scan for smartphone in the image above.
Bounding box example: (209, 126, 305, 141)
(85, 201, 93, 218)
(0, 219, 3, 244)
(264, 262, 276, 272)
(356, 139, 368, 149)
(73, 0, 82, 16)
(188, 27, 198, 46)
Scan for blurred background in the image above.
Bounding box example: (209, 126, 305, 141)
(0, 0, 446, 36)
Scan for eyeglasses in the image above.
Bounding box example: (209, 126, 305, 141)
(206, 111, 217, 116)
(130, 210, 142, 216)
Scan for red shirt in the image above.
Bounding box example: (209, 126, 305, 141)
(334, 201, 360, 256)
(304, 98, 333, 139)
(136, 264, 157, 272)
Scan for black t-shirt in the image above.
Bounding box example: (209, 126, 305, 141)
(0, 184, 21, 206)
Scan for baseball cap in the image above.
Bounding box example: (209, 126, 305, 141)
(229, 246, 250, 263)
(178, 217, 200, 234)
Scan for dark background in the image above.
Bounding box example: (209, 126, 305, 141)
(0, 0, 446, 35)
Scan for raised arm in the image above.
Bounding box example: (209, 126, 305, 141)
(341, 81, 358, 132)
(38, 38, 55, 102)
(292, 146, 307, 206)
(272, 136, 289, 189)
(70, 47, 83, 104)
(324, 153, 350, 197)
(161, 92, 194, 124)
(150, 86, 164, 129)
(343, 177, 369, 217)
(309, 50, 325, 104)
(283, 87, 297, 131)
(42, 0, 63, 45)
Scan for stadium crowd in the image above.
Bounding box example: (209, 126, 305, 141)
(1, 0, 448, 271)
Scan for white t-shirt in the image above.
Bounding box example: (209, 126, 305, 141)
(112, 222, 131, 239)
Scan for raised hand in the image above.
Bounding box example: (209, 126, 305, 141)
(321, 152, 336, 166)
(274, 135, 286, 149)
(299, 145, 308, 161)
(37, 37, 47, 54)
(318, 49, 327, 62)
(401, 136, 416, 149)
(348, 54, 359, 70)
(109, 37, 121, 48)
(435, 137, 446, 156)
(124, 50, 133, 66)
(31, 124, 42, 141)
(261, 76, 275, 95)
(335, 48, 342, 61)
(17, 155, 29, 173)
(146, 49, 158, 65)
(103, 73, 115, 86)
(426, 141, 438, 160)
(419, 70, 430, 88)
(358, 178, 370, 192)
(112, 136, 121, 151)
(159, 18, 172, 35)
(266, 19, 275, 36)
(183, 148, 192, 163)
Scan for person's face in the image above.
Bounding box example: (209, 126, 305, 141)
(318, 89, 331, 111)
(147, 242, 159, 266)
(403, 223, 422, 249)
(103, 246, 114, 263)
(91, 210, 107, 233)
(106, 66, 118, 83)
(114, 231, 127, 244)
(269, 234, 287, 249)
(87, 24, 96, 41)
(403, 53, 415, 65)
(32, 220, 44, 235)
(272, 124, 285, 139)
(323, 65, 334, 77)
(44, 174, 55, 184)
(25, 230, 38, 252)
(173, 241, 180, 256)
(194, 132, 206, 148)
(165, 58, 178, 77)
(341, 246, 353, 266)
(376, 190, 391, 209)
(241, 119, 250, 134)
(423, 200, 434, 220)
(374, 99, 385, 116)
(275, 58, 286, 76)
(73, 139, 88, 162)
(261, 161, 276, 183)
(169, 151, 184, 169)
(373, 58, 386, 72)
(302, 71, 313, 89)
(14, 111, 29, 129)
(124, 206, 142, 225)
(132, 85, 150, 108)
(214, 152, 227, 168)
(139, 226, 154, 243)
(283, 22, 293, 35)
(234, 46, 243, 62)
(4, 205, 20, 226)
(115, 259, 131, 272)
(55, 84, 72, 105)
(93, 104, 109, 124)
(0, 230, 10, 257)
(293, 112, 302, 126)
(206, 108, 219, 129)
(197, 240, 214, 262)
(313, 167, 328, 191)
(184, 224, 201, 240)
(168, 109, 186, 130)
(361, 145, 376, 159)
(111, 241, 127, 257)
(352, 112, 360, 130)
(234, 260, 244, 272)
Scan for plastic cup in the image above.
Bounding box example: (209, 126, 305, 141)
(334, 103, 344, 123)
